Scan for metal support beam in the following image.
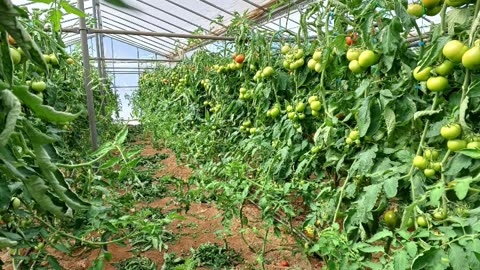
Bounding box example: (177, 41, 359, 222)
(92, 0, 106, 116)
(78, 0, 98, 151)
(60, 27, 235, 40)
(90, 57, 181, 62)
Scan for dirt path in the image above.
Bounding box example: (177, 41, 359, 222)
(3, 141, 322, 269)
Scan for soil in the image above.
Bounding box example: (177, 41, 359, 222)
(1, 140, 323, 270)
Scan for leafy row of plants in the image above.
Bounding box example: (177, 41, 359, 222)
(133, 0, 480, 269)
(0, 0, 181, 269)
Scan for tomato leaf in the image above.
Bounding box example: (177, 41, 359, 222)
(445, 155, 472, 176)
(0, 180, 11, 212)
(459, 95, 469, 127)
(418, 36, 450, 72)
(355, 79, 370, 98)
(0, 31, 13, 86)
(358, 97, 372, 137)
(366, 230, 392, 243)
(384, 106, 396, 137)
(458, 148, 480, 159)
(379, 17, 403, 55)
(46, 256, 62, 270)
(413, 109, 441, 120)
(12, 85, 81, 123)
(454, 177, 472, 200)
(60, 0, 86, 17)
(393, 250, 410, 270)
(412, 248, 445, 270)
(428, 184, 444, 207)
(0, 237, 18, 248)
(383, 177, 398, 198)
(468, 80, 480, 97)
(0, 90, 21, 147)
(449, 244, 469, 270)
(48, 9, 63, 32)
(103, 0, 138, 11)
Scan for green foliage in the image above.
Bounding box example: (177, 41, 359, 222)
(133, 0, 480, 269)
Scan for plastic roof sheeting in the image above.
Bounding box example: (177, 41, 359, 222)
(13, 0, 442, 58)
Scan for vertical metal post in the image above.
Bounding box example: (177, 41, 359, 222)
(92, 0, 106, 116)
(78, 0, 99, 151)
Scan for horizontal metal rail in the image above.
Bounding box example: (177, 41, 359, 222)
(60, 27, 235, 40)
(91, 57, 180, 62)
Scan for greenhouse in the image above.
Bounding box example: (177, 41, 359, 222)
(1, 0, 480, 269)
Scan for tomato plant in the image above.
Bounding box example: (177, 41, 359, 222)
(132, 0, 480, 269)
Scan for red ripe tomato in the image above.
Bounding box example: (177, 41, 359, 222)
(281, 261, 289, 267)
(346, 36, 353, 46)
(235, 54, 245, 64)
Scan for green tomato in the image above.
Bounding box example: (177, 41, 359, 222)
(283, 60, 291, 69)
(249, 128, 257, 134)
(467, 141, 480, 149)
(417, 216, 428, 227)
(349, 130, 360, 140)
(462, 46, 480, 70)
(311, 110, 320, 117)
(413, 156, 428, 170)
(67, 58, 75, 65)
(9, 48, 21, 64)
(435, 60, 454, 76)
(413, 66, 432, 81)
(307, 59, 317, 70)
(313, 50, 322, 61)
(308, 96, 319, 104)
(49, 53, 59, 65)
(432, 162, 442, 172)
(433, 208, 447, 220)
(424, 168, 436, 178)
(384, 210, 398, 229)
(422, 0, 440, 9)
(296, 58, 305, 67)
(358, 50, 380, 68)
(314, 62, 322, 73)
(287, 112, 296, 120)
(425, 5, 442, 16)
(296, 102, 306, 113)
(426, 76, 448, 92)
(281, 45, 291, 54)
(286, 105, 293, 112)
(443, 40, 469, 63)
(310, 100, 321, 111)
(349, 60, 365, 73)
(311, 146, 321, 154)
(345, 137, 353, 145)
(31, 81, 47, 92)
(270, 107, 280, 118)
(440, 123, 462, 139)
(11, 197, 21, 209)
(424, 149, 439, 160)
(405, 217, 414, 229)
(262, 66, 274, 77)
(447, 139, 467, 152)
(298, 113, 306, 120)
(242, 120, 251, 127)
(346, 49, 361, 61)
(407, 4, 423, 17)
(295, 49, 304, 59)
